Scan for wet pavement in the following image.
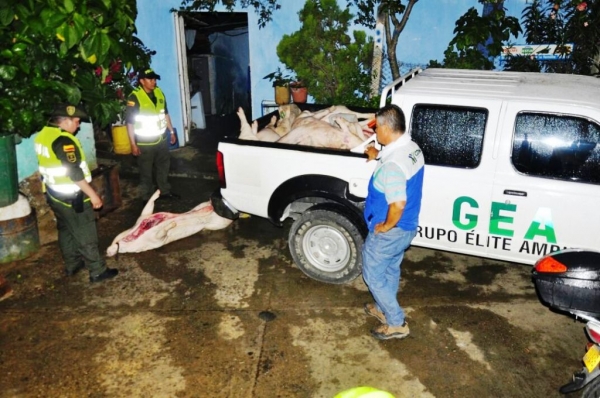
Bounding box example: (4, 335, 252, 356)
(0, 113, 588, 397)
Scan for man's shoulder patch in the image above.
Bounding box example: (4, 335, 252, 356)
(63, 144, 75, 152)
(127, 100, 136, 107)
(66, 152, 76, 163)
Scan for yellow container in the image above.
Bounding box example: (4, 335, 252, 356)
(274, 86, 290, 105)
(111, 125, 131, 155)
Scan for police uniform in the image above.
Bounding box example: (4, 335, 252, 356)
(34, 104, 112, 280)
(125, 70, 173, 201)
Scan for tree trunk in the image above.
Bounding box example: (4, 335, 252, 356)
(370, 6, 386, 96)
(385, 0, 419, 81)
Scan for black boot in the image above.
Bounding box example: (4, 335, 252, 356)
(90, 268, 119, 283)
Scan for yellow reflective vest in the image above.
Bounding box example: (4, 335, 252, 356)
(34, 126, 92, 196)
(131, 86, 167, 141)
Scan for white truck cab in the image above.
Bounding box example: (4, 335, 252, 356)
(393, 69, 600, 265)
(215, 68, 600, 284)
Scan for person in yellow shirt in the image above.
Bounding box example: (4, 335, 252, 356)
(34, 103, 118, 283)
(125, 68, 180, 202)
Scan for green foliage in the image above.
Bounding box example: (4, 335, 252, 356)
(263, 67, 293, 87)
(434, 0, 600, 76)
(509, 0, 600, 75)
(276, 0, 374, 106)
(0, 0, 152, 137)
(348, 0, 409, 28)
(434, 2, 521, 70)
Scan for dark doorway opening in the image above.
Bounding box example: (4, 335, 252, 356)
(180, 12, 249, 155)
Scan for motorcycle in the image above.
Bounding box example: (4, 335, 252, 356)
(532, 250, 600, 397)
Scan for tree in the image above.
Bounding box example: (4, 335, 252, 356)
(506, 0, 600, 75)
(435, 0, 521, 70)
(434, 0, 600, 76)
(350, 0, 419, 80)
(276, 0, 374, 106)
(0, 0, 152, 137)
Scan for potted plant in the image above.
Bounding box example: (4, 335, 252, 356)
(289, 80, 308, 103)
(263, 68, 293, 105)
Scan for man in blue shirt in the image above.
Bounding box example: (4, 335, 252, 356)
(362, 104, 425, 340)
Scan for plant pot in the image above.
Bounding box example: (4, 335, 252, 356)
(291, 86, 308, 103)
(274, 86, 291, 105)
(0, 134, 20, 207)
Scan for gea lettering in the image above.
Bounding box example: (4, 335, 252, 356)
(451, 196, 557, 244)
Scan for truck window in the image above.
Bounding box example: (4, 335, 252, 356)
(411, 105, 487, 168)
(512, 113, 600, 185)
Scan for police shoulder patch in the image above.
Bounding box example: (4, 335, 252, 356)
(66, 152, 77, 163)
(127, 101, 136, 106)
(63, 144, 75, 152)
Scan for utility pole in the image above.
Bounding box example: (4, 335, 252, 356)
(370, 5, 386, 97)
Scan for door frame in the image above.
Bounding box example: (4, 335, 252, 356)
(174, 12, 191, 145)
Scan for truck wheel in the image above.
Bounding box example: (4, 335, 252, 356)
(288, 207, 364, 284)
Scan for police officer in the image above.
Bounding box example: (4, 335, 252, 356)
(34, 103, 118, 283)
(125, 68, 180, 202)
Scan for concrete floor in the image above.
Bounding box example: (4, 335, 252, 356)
(0, 113, 588, 397)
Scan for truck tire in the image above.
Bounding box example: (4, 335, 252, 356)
(288, 206, 364, 284)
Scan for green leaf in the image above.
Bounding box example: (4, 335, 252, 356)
(52, 81, 81, 103)
(12, 42, 26, 55)
(0, 49, 13, 58)
(63, 0, 74, 13)
(82, 33, 98, 60)
(31, 76, 48, 88)
(70, 13, 86, 43)
(41, 9, 67, 29)
(19, 109, 34, 126)
(58, 41, 68, 57)
(0, 7, 14, 26)
(14, 3, 31, 19)
(98, 32, 111, 58)
(0, 65, 18, 80)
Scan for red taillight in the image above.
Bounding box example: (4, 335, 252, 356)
(216, 151, 226, 188)
(587, 323, 600, 344)
(535, 257, 567, 273)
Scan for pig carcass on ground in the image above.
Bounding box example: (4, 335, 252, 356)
(106, 190, 232, 256)
(237, 104, 375, 150)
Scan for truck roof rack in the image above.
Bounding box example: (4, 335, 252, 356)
(379, 68, 423, 108)
(380, 68, 600, 108)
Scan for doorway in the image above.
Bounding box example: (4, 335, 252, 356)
(176, 11, 250, 130)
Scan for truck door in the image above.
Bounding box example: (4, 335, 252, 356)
(407, 99, 502, 258)
(491, 102, 600, 264)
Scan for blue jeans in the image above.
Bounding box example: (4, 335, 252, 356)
(362, 227, 417, 327)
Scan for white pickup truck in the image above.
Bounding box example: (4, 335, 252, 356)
(213, 68, 600, 284)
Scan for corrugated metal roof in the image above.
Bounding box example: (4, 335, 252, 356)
(398, 68, 600, 108)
